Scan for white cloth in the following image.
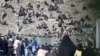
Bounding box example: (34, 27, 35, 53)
(1, 12, 4, 16)
(13, 40, 21, 50)
(32, 46, 36, 53)
(37, 49, 48, 56)
(13, 40, 21, 54)
(9, 38, 13, 41)
(48, 19, 55, 22)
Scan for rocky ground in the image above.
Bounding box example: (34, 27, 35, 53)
(0, 0, 96, 35)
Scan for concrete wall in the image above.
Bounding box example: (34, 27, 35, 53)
(96, 19, 100, 48)
(12, 35, 90, 46)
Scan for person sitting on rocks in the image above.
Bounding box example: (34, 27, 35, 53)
(32, 10, 35, 16)
(36, 12, 41, 18)
(37, 1, 40, 10)
(48, 5, 54, 11)
(2, 21, 8, 25)
(80, 17, 85, 22)
(41, 22, 48, 29)
(28, 13, 32, 19)
(23, 18, 29, 24)
(54, 4, 59, 11)
(28, 18, 33, 24)
(83, 6, 88, 10)
(1, 11, 7, 20)
(42, 14, 48, 20)
(37, 24, 41, 29)
(71, 3, 75, 7)
(72, 9, 79, 15)
(44, 0, 49, 6)
(1, 3, 15, 13)
(28, 3, 33, 10)
(84, 15, 90, 21)
(18, 6, 26, 17)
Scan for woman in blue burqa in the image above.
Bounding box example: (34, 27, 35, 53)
(57, 35, 76, 56)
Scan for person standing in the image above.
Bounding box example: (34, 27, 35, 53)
(13, 37, 21, 56)
(24, 38, 29, 56)
(74, 44, 83, 56)
(57, 35, 76, 56)
(2, 37, 8, 56)
(17, 22, 20, 32)
(20, 39, 25, 56)
(8, 36, 14, 56)
(31, 38, 38, 55)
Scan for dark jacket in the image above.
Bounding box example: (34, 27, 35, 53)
(3, 39, 8, 55)
(57, 35, 76, 56)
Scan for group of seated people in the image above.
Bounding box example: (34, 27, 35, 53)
(37, 22, 48, 29)
(0, 0, 93, 36)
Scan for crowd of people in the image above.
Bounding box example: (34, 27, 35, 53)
(0, 34, 96, 56)
(0, 0, 94, 36)
(0, 34, 55, 56)
(0, 0, 96, 56)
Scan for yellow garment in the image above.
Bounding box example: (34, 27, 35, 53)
(74, 49, 82, 56)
